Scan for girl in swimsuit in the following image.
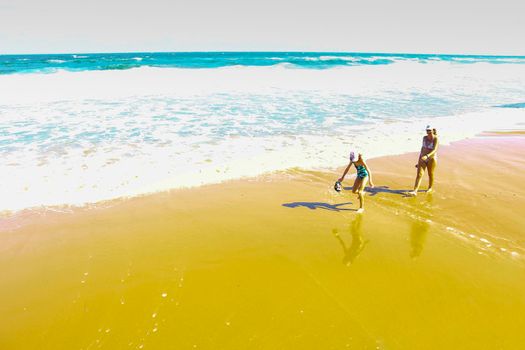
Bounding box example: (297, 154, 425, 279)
(338, 151, 375, 213)
(407, 126, 439, 196)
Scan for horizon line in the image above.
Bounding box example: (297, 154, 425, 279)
(1, 50, 525, 58)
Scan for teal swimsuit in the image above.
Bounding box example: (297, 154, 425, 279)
(355, 164, 368, 179)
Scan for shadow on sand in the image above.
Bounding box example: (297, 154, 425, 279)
(282, 201, 356, 212)
(343, 185, 417, 197)
(283, 186, 423, 212)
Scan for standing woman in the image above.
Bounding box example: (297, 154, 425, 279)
(337, 151, 375, 213)
(408, 126, 439, 196)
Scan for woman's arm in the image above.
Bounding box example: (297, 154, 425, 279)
(338, 162, 353, 182)
(416, 146, 425, 168)
(363, 161, 374, 187)
(419, 137, 426, 158)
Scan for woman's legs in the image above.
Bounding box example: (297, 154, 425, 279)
(409, 161, 427, 195)
(427, 158, 437, 192)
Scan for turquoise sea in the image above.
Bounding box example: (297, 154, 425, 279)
(2, 52, 525, 74)
(0, 52, 524, 211)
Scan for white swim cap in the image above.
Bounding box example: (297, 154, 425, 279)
(349, 151, 356, 162)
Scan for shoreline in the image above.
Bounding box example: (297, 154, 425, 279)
(0, 111, 523, 213)
(2, 129, 524, 232)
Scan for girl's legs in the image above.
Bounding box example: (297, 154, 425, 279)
(352, 177, 362, 194)
(355, 176, 368, 212)
(427, 158, 437, 192)
(409, 161, 427, 196)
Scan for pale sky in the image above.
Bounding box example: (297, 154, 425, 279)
(0, 0, 523, 55)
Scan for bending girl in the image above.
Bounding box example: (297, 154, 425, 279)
(338, 151, 375, 213)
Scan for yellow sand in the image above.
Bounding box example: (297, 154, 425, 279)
(1, 135, 525, 349)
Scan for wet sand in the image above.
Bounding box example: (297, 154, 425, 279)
(1, 135, 524, 349)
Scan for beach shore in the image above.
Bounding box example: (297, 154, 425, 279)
(1, 134, 524, 349)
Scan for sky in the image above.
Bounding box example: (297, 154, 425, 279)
(0, 0, 524, 55)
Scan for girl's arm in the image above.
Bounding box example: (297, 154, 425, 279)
(338, 162, 353, 182)
(363, 160, 375, 187)
(422, 137, 439, 161)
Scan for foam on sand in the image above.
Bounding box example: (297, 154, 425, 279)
(0, 107, 522, 212)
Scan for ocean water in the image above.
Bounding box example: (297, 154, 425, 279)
(1, 52, 525, 211)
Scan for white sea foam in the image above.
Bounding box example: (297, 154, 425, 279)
(319, 56, 342, 60)
(0, 107, 522, 212)
(1, 60, 525, 104)
(0, 60, 524, 211)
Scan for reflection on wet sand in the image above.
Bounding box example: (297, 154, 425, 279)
(332, 214, 368, 266)
(410, 194, 433, 258)
(410, 219, 430, 258)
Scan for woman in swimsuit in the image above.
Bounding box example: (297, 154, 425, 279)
(338, 151, 375, 213)
(408, 126, 439, 196)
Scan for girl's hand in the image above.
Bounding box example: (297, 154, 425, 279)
(338, 178, 343, 182)
(369, 182, 375, 188)
(421, 155, 428, 161)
